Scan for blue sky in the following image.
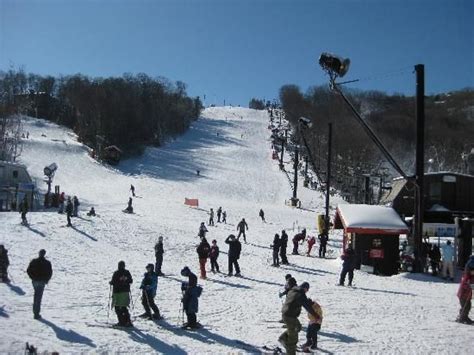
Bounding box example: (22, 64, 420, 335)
(1, 0, 472, 106)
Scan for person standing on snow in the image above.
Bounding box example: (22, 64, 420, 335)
(180, 266, 203, 329)
(441, 240, 455, 281)
(259, 209, 266, 222)
(222, 210, 227, 224)
(125, 197, 133, 213)
(65, 197, 73, 226)
(302, 298, 323, 352)
(306, 235, 316, 256)
(197, 237, 211, 279)
(456, 256, 474, 324)
(27, 249, 53, 319)
(130, 184, 136, 197)
(271, 233, 281, 267)
(280, 230, 289, 265)
(210, 239, 220, 273)
(198, 222, 208, 240)
(236, 218, 249, 243)
(139, 264, 162, 320)
(0, 245, 10, 283)
(72, 196, 80, 217)
(109, 261, 133, 327)
(19, 195, 29, 225)
(154, 236, 165, 276)
(217, 207, 222, 223)
(318, 233, 328, 258)
(225, 234, 242, 276)
(339, 245, 356, 286)
(208, 208, 215, 226)
(57, 192, 65, 214)
(292, 229, 306, 255)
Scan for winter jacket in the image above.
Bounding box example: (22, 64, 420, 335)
(197, 240, 211, 259)
(457, 272, 474, 301)
(308, 302, 323, 325)
(225, 236, 242, 260)
(110, 269, 133, 293)
(0, 248, 9, 268)
(27, 256, 52, 283)
(429, 245, 441, 262)
(307, 236, 316, 248)
(140, 271, 158, 297)
(281, 286, 315, 319)
(341, 248, 356, 270)
(280, 232, 288, 248)
(293, 231, 306, 243)
(19, 199, 29, 213)
(183, 285, 203, 313)
(210, 245, 219, 259)
(272, 236, 281, 251)
(198, 225, 208, 238)
(441, 244, 455, 262)
(318, 234, 328, 246)
(237, 220, 248, 232)
(155, 242, 164, 258)
(65, 201, 73, 214)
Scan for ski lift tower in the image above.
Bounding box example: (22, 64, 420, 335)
(43, 163, 57, 207)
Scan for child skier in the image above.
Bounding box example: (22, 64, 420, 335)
(198, 222, 208, 240)
(306, 235, 316, 256)
(180, 266, 203, 329)
(210, 240, 220, 273)
(139, 264, 162, 320)
(301, 298, 323, 352)
(456, 256, 474, 324)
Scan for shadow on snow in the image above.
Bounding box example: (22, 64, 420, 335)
(39, 318, 96, 347)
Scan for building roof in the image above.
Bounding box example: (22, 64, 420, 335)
(334, 204, 409, 235)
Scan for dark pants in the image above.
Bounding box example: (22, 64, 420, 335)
(237, 230, 246, 242)
(280, 247, 288, 264)
(319, 244, 326, 258)
(21, 212, 28, 224)
(306, 323, 321, 348)
(155, 255, 163, 274)
(142, 291, 160, 317)
(115, 306, 131, 325)
(458, 298, 472, 322)
(199, 258, 207, 279)
(279, 316, 302, 355)
(339, 267, 354, 286)
(228, 257, 240, 275)
(210, 257, 219, 272)
(32, 281, 46, 317)
(185, 311, 197, 327)
(292, 240, 299, 254)
(272, 250, 280, 266)
(209, 217, 214, 226)
(67, 212, 72, 226)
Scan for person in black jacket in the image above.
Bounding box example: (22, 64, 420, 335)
(210, 239, 220, 273)
(180, 266, 202, 329)
(65, 197, 73, 227)
(318, 233, 328, 258)
(0, 245, 10, 283)
(339, 245, 356, 286)
(154, 236, 165, 276)
(225, 234, 241, 276)
(109, 261, 133, 327)
(197, 238, 210, 279)
(27, 249, 53, 319)
(271, 234, 281, 267)
(280, 230, 289, 265)
(236, 218, 249, 243)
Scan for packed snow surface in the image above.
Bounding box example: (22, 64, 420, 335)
(1, 107, 471, 354)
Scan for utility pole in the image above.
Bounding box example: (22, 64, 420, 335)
(292, 125, 300, 206)
(279, 129, 287, 169)
(414, 64, 425, 271)
(325, 123, 332, 230)
(364, 174, 371, 204)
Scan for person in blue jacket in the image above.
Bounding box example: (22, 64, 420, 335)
(180, 266, 203, 329)
(139, 264, 162, 320)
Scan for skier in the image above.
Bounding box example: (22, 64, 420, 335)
(280, 230, 289, 265)
(271, 233, 281, 267)
(210, 239, 220, 273)
(259, 209, 265, 222)
(154, 236, 165, 276)
(87, 207, 96, 217)
(225, 234, 242, 276)
(109, 261, 133, 327)
(222, 210, 227, 224)
(19, 195, 29, 225)
(27, 249, 53, 319)
(306, 235, 316, 257)
(208, 208, 215, 226)
(180, 266, 203, 329)
(279, 274, 297, 299)
(197, 237, 210, 279)
(292, 229, 306, 255)
(198, 222, 208, 240)
(125, 197, 133, 214)
(217, 207, 222, 223)
(236, 218, 249, 243)
(72, 196, 80, 217)
(318, 233, 328, 258)
(339, 245, 356, 286)
(130, 184, 136, 197)
(441, 240, 455, 281)
(278, 282, 317, 355)
(139, 264, 162, 320)
(65, 197, 73, 226)
(58, 192, 65, 214)
(301, 298, 323, 352)
(0, 245, 10, 283)
(456, 256, 474, 324)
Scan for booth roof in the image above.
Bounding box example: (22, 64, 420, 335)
(335, 204, 409, 234)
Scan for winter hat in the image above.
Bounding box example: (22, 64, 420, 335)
(158, 236, 163, 242)
(118, 261, 125, 269)
(181, 266, 190, 276)
(146, 263, 154, 271)
(285, 274, 292, 280)
(229, 234, 236, 239)
(300, 282, 310, 290)
(212, 239, 217, 244)
(39, 249, 46, 257)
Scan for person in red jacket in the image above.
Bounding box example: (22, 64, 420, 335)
(456, 256, 474, 324)
(197, 238, 210, 279)
(292, 229, 306, 255)
(306, 236, 316, 256)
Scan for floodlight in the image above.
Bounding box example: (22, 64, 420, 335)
(319, 52, 350, 78)
(44, 163, 58, 177)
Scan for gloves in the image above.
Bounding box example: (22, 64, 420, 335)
(279, 292, 284, 298)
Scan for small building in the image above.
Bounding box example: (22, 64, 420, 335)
(334, 204, 409, 276)
(102, 145, 123, 165)
(0, 161, 35, 211)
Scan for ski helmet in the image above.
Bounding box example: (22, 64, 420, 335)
(146, 263, 154, 271)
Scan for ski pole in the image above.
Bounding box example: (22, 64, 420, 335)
(107, 285, 112, 323)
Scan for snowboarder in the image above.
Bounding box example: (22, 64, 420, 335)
(318, 233, 328, 258)
(109, 261, 133, 327)
(130, 184, 135, 197)
(210, 239, 220, 273)
(278, 282, 317, 355)
(271, 233, 281, 267)
(208, 208, 215, 226)
(259, 208, 265, 222)
(72, 196, 80, 217)
(197, 237, 210, 279)
(198, 222, 208, 240)
(27, 249, 53, 319)
(154, 236, 165, 276)
(87, 207, 96, 217)
(306, 235, 316, 257)
(441, 240, 455, 281)
(301, 298, 323, 352)
(180, 266, 203, 329)
(456, 256, 474, 324)
(236, 218, 249, 243)
(222, 210, 227, 224)
(125, 197, 133, 214)
(225, 234, 241, 276)
(58, 192, 65, 214)
(19, 196, 29, 225)
(292, 229, 306, 255)
(339, 245, 356, 286)
(65, 197, 73, 226)
(139, 264, 162, 320)
(217, 207, 222, 223)
(280, 230, 289, 265)
(0, 245, 10, 283)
